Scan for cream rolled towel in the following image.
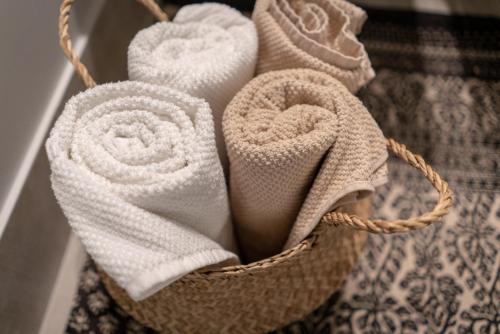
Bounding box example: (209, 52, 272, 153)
(128, 3, 258, 172)
(253, 0, 374, 93)
(223, 69, 387, 261)
(46, 81, 237, 301)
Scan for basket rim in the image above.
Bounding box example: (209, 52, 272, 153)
(197, 227, 319, 276)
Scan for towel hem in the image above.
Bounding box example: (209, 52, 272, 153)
(126, 249, 236, 301)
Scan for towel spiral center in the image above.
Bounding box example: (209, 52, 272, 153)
(266, 0, 366, 71)
(235, 78, 338, 147)
(151, 24, 235, 71)
(70, 96, 195, 185)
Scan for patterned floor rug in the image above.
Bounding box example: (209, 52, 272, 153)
(65, 8, 500, 334)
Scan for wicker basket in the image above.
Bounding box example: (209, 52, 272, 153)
(58, 1, 453, 332)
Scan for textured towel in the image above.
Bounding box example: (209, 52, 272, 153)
(253, 0, 374, 92)
(128, 3, 258, 172)
(223, 69, 387, 261)
(46, 81, 237, 301)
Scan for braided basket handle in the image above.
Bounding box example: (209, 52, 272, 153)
(322, 138, 453, 233)
(58, 0, 168, 88)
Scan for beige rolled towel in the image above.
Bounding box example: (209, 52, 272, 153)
(253, 0, 374, 92)
(223, 69, 387, 261)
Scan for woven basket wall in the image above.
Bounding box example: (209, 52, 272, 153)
(100, 198, 370, 333)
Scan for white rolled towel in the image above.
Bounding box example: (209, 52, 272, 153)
(128, 3, 258, 172)
(46, 81, 237, 301)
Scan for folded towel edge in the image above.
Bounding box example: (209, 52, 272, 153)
(126, 248, 237, 301)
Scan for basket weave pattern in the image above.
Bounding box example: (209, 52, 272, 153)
(102, 224, 367, 332)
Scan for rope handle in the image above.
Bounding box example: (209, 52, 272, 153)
(58, 1, 453, 235)
(58, 0, 168, 88)
(322, 138, 453, 233)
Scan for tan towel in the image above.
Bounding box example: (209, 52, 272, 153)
(223, 69, 387, 261)
(253, 0, 374, 92)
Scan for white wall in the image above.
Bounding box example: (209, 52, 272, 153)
(0, 2, 107, 333)
(0, 2, 156, 332)
(0, 0, 103, 237)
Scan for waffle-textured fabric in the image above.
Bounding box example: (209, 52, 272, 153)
(46, 81, 237, 301)
(253, 0, 374, 93)
(128, 3, 258, 172)
(223, 69, 387, 261)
